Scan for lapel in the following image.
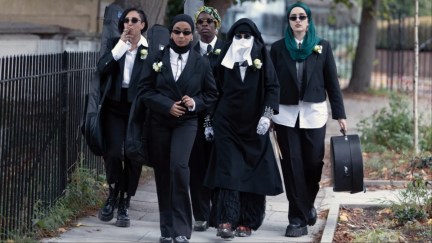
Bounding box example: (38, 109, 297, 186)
(305, 51, 318, 87)
(176, 50, 198, 88)
(160, 49, 183, 99)
(130, 45, 147, 84)
(282, 48, 299, 89)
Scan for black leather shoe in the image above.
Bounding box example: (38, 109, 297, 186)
(285, 223, 307, 237)
(308, 207, 317, 226)
(193, 221, 208, 231)
(98, 185, 119, 222)
(173, 236, 189, 243)
(115, 195, 130, 227)
(218, 223, 234, 239)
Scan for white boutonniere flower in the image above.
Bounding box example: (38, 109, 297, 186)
(313, 45, 322, 54)
(140, 49, 148, 59)
(213, 49, 221, 55)
(153, 61, 163, 72)
(253, 58, 262, 70)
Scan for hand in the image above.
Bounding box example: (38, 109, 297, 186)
(338, 119, 347, 135)
(204, 127, 214, 142)
(181, 95, 195, 111)
(170, 101, 186, 117)
(256, 116, 270, 135)
(121, 28, 131, 43)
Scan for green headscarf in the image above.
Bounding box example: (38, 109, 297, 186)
(284, 2, 320, 61)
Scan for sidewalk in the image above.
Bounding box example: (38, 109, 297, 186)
(41, 94, 405, 242)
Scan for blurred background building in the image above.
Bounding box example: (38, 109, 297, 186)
(0, 0, 114, 56)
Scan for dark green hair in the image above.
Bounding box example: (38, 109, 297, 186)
(284, 2, 320, 61)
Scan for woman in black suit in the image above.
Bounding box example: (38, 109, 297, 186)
(269, 2, 347, 237)
(137, 14, 218, 243)
(96, 7, 149, 228)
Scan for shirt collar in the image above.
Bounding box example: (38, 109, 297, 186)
(169, 48, 190, 60)
(138, 35, 149, 48)
(199, 37, 217, 53)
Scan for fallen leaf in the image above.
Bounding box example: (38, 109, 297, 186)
(378, 208, 392, 215)
(339, 213, 349, 222)
(57, 228, 67, 233)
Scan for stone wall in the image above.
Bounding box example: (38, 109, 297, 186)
(0, 0, 112, 34)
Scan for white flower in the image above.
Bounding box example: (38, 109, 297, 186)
(253, 58, 262, 70)
(214, 49, 221, 55)
(314, 45, 322, 54)
(153, 61, 163, 72)
(140, 49, 148, 59)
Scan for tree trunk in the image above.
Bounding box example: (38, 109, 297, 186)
(413, 0, 419, 153)
(113, 0, 168, 26)
(347, 0, 380, 92)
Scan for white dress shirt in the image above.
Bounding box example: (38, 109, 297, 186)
(169, 48, 189, 81)
(199, 37, 217, 56)
(111, 35, 149, 88)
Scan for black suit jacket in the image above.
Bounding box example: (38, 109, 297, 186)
(270, 38, 346, 120)
(193, 38, 225, 69)
(137, 47, 218, 127)
(97, 38, 149, 102)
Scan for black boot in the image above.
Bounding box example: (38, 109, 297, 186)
(98, 184, 119, 222)
(115, 193, 130, 227)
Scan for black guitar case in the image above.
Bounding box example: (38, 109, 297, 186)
(330, 132, 366, 193)
(147, 24, 170, 54)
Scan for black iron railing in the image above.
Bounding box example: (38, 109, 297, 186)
(0, 51, 104, 239)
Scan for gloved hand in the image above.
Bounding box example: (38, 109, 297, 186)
(256, 116, 270, 135)
(204, 127, 214, 142)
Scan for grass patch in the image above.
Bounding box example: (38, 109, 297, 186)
(5, 160, 106, 242)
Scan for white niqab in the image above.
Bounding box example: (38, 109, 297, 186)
(221, 36, 254, 69)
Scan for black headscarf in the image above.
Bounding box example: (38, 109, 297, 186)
(226, 18, 264, 45)
(169, 14, 194, 54)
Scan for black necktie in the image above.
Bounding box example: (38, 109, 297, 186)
(296, 42, 304, 96)
(206, 45, 213, 55)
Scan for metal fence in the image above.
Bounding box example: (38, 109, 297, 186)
(0, 51, 103, 239)
(315, 15, 432, 97)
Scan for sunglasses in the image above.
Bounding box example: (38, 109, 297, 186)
(289, 15, 307, 22)
(197, 18, 215, 25)
(172, 29, 193, 36)
(234, 33, 252, 40)
(123, 17, 141, 24)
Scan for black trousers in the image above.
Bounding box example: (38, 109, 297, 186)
(274, 121, 325, 226)
(211, 188, 266, 230)
(189, 115, 213, 222)
(102, 89, 142, 196)
(149, 118, 197, 238)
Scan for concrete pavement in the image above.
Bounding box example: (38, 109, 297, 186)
(41, 171, 402, 243)
(41, 94, 405, 242)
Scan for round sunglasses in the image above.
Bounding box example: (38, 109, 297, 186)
(123, 17, 142, 24)
(289, 15, 307, 22)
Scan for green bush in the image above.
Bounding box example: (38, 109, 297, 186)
(357, 93, 432, 153)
